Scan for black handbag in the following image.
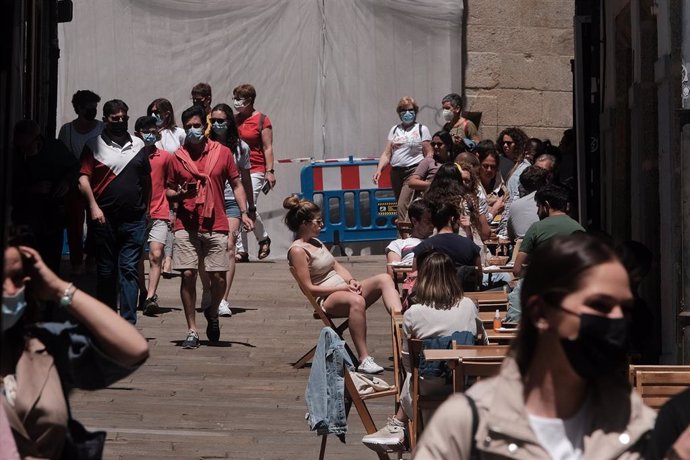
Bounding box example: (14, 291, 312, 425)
(60, 418, 106, 460)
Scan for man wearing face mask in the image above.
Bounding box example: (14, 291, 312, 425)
(11, 120, 79, 274)
(165, 105, 254, 349)
(190, 82, 213, 137)
(134, 116, 171, 316)
(441, 93, 480, 148)
(58, 90, 104, 275)
(78, 99, 151, 324)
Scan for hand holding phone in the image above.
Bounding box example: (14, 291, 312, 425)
(261, 180, 271, 195)
(186, 181, 198, 196)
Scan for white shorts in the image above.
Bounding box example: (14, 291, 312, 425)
(147, 219, 169, 245)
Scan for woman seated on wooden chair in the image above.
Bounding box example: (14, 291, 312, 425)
(284, 196, 402, 375)
(362, 250, 480, 454)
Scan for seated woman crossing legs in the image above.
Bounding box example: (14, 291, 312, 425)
(284, 196, 402, 374)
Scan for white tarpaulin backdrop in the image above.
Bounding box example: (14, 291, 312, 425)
(57, 0, 463, 257)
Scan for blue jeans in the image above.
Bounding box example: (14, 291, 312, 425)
(90, 215, 146, 324)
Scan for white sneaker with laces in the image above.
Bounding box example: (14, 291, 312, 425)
(218, 299, 233, 317)
(362, 417, 406, 452)
(358, 356, 384, 374)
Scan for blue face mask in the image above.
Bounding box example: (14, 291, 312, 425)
(185, 127, 205, 144)
(153, 113, 164, 127)
(399, 110, 416, 124)
(142, 132, 157, 146)
(212, 122, 228, 136)
(2, 286, 27, 332)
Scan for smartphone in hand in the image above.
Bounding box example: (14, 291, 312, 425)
(261, 180, 271, 195)
(187, 181, 198, 195)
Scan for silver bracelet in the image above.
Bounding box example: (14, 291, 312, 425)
(59, 283, 76, 308)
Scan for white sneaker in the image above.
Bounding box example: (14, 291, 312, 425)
(200, 290, 212, 311)
(218, 299, 233, 317)
(358, 356, 384, 374)
(362, 417, 406, 453)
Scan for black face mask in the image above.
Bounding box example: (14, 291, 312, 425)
(560, 313, 628, 380)
(108, 121, 128, 137)
(82, 107, 97, 121)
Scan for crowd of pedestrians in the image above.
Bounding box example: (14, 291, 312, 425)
(9, 82, 275, 350)
(5, 86, 683, 459)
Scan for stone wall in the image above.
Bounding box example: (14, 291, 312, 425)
(464, 0, 574, 143)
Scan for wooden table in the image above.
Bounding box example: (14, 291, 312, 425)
(486, 328, 518, 343)
(423, 347, 509, 361)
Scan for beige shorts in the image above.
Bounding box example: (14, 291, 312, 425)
(147, 219, 169, 245)
(173, 229, 229, 272)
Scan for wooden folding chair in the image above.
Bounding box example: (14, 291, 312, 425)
(407, 339, 455, 450)
(630, 365, 690, 410)
(290, 266, 359, 369)
(450, 344, 507, 392)
(465, 291, 509, 312)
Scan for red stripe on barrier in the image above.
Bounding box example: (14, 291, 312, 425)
(378, 164, 392, 188)
(340, 165, 360, 190)
(313, 167, 324, 191)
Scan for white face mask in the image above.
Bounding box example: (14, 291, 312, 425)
(233, 98, 247, 111)
(442, 109, 454, 122)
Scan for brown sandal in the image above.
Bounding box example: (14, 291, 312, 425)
(257, 237, 271, 260)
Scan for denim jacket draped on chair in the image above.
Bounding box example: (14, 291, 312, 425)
(304, 327, 354, 441)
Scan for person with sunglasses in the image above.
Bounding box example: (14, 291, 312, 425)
(284, 196, 403, 374)
(147, 98, 186, 154)
(146, 98, 185, 278)
(208, 103, 255, 317)
(373, 96, 433, 224)
(408, 131, 456, 193)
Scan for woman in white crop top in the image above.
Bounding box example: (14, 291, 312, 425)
(284, 196, 403, 375)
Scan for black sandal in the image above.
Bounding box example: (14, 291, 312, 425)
(235, 251, 249, 263)
(257, 237, 271, 260)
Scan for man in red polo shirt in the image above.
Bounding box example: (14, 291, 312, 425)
(134, 116, 170, 316)
(166, 105, 254, 349)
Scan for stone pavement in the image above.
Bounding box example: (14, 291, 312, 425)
(69, 256, 405, 460)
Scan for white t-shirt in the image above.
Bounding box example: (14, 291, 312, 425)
(386, 237, 422, 265)
(527, 399, 590, 460)
(156, 127, 186, 153)
(224, 140, 251, 202)
(58, 121, 104, 159)
(387, 123, 431, 168)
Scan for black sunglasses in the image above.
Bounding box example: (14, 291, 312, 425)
(210, 118, 227, 124)
(430, 142, 444, 148)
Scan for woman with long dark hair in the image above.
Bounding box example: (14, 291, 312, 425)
(208, 103, 255, 317)
(415, 233, 655, 459)
(147, 98, 185, 153)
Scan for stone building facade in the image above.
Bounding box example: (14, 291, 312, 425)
(464, 0, 575, 143)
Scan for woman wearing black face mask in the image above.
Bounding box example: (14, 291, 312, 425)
(415, 233, 656, 460)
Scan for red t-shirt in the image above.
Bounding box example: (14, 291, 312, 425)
(236, 112, 272, 173)
(166, 140, 239, 233)
(148, 147, 171, 220)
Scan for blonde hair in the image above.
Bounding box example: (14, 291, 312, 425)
(396, 96, 418, 113)
(283, 195, 320, 232)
